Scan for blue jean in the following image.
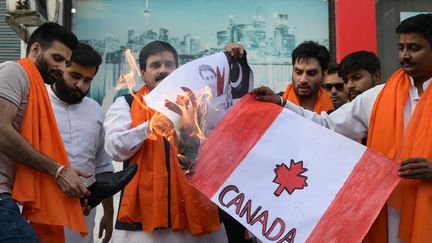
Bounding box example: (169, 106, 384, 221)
(0, 193, 39, 242)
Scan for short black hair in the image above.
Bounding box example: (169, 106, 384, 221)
(338, 51, 381, 78)
(26, 22, 78, 56)
(327, 64, 339, 75)
(292, 41, 330, 72)
(396, 13, 432, 47)
(70, 43, 102, 73)
(138, 41, 178, 71)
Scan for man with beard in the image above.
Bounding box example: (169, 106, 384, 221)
(338, 51, 381, 101)
(322, 64, 348, 109)
(281, 41, 334, 112)
(48, 43, 114, 243)
(0, 22, 91, 242)
(104, 41, 229, 242)
(255, 13, 432, 243)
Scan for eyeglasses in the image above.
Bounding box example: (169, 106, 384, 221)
(322, 83, 345, 91)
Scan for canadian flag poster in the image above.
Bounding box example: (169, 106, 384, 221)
(189, 95, 400, 242)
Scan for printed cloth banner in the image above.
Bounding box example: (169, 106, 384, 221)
(144, 51, 253, 134)
(189, 95, 400, 243)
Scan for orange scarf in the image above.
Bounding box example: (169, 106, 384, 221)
(282, 83, 334, 112)
(118, 86, 220, 235)
(11, 58, 87, 242)
(365, 68, 432, 243)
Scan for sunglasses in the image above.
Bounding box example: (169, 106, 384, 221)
(322, 83, 344, 91)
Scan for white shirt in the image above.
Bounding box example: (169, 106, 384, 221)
(283, 76, 432, 243)
(47, 85, 114, 243)
(48, 85, 113, 183)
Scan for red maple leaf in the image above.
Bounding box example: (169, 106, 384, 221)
(273, 160, 308, 196)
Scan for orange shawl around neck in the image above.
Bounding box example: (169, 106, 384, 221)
(118, 86, 220, 235)
(365, 68, 432, 243)
(282, 83, 334, 112)
(12, 58, 87, 242)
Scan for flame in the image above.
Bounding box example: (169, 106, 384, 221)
(116, 49, 140, 91)
(116, 49, 149, 111)
(161, 86, 212, 140)
(148, 112, 175, 139)
(156, 85, 213, 173)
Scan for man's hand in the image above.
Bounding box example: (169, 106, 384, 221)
(98, 213, 113, 243)
(399, 157, 432, 179)
(56, 167, 91, 198)
(99, 197, 114, 243)
(254, 86, 282, 105)
(224, 43, 245, 58)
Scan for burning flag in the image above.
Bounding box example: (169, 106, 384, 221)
(143, 52, 252, 129)
(189, 95, 400, 242)
(142, 51, 253, 171)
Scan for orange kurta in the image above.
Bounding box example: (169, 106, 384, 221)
(12, 58, 87, 242)
(118, 86, 220, 235)
(364, 68, 432, 243)
(282, 83, 334, 112)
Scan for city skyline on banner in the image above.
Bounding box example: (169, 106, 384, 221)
(75, 0, 329, 106)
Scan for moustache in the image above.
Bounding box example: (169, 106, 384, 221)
(297, 84, 311, 89)
(400, 60, 414, 66)
(348, 90, 361, 98)
(71, 88, 84, 96)
(155, 73, 169, 82)
(43, 70, 63, 84)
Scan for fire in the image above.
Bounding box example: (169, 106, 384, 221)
(116, 49, 148, 110)
(164, 86, 212, 140)
(118, 49, 214, 172)
(163, 86, 213, 173)
(148, 112, 175, 139)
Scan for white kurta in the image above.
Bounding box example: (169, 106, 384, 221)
(47, 85, 114, 243)
(282, 77, 432, 243)
(104, 96, 228, 243)
(104, 97, 151, 162)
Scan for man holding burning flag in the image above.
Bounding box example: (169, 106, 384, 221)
(104, 41, 247, 242)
